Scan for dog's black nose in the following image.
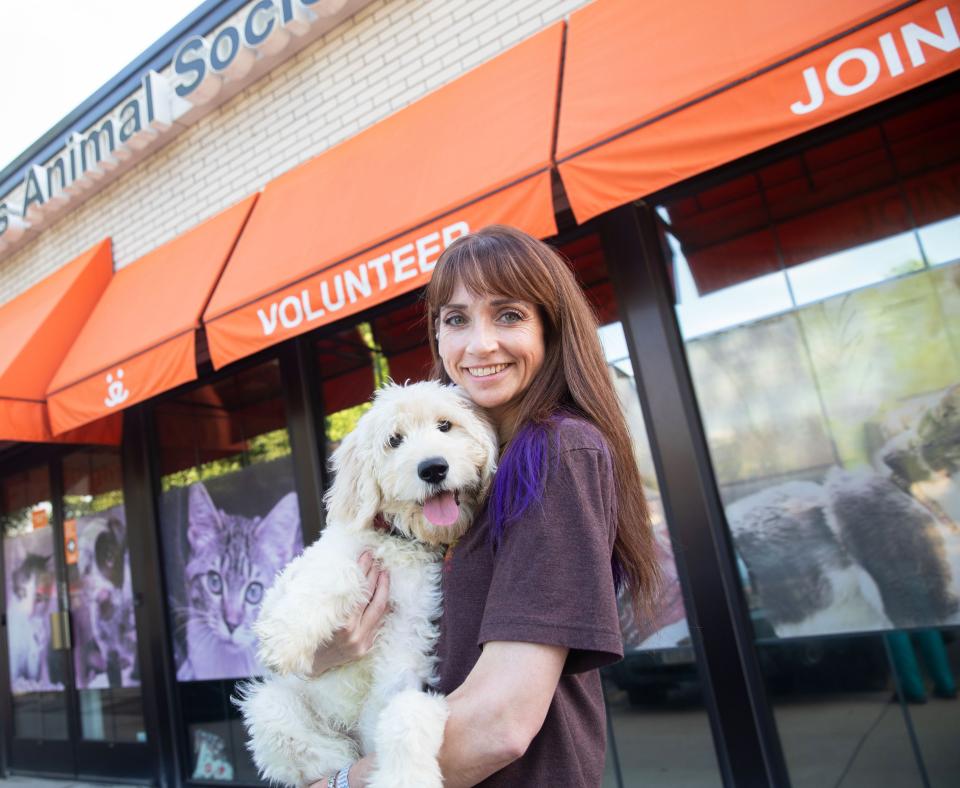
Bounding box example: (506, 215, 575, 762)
(418, 457, 449, 484)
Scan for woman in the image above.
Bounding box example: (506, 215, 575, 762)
(313, 225, 659, 787)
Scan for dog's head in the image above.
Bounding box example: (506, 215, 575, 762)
(325, 381, 497, 545)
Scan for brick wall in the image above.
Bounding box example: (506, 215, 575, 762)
(0, 0, 591, 305)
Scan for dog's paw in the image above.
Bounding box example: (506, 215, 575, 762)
(367, 690, 448, 788)
(237, 677, 359, 787)
(254, 587, 319, 675)
(255, 546, 370, 675)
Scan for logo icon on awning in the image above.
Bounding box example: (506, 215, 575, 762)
(104, 369, 130, 408)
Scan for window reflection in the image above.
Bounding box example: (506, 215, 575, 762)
(920, 216, 960, 266)
(62, 448, 146, 743)
(599, 319, 720, 788)
(154, 360, 301, 783)
(1, 466, 69, 740)
(661, 92, 960, 786)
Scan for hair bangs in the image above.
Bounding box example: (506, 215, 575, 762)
(427, 227, 556, 318)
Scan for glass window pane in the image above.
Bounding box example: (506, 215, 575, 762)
(62, 447, 146, 743)
(1, 465, 69, 740)
(316, 324, 381, 459)
(155, 359, 303, 782)
(919, 216, 960, 266)
(786, 232, 924, 305)
(659, 92, 960, 786)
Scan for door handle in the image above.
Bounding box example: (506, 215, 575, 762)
(49, 609, 72, 651)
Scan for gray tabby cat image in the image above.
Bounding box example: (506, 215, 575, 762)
(4, 532, 59, 693)
(176, 483, 302, 681)
(74, 511, 139, 689)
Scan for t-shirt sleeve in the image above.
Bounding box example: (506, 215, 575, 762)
(478, 443, 624, 674)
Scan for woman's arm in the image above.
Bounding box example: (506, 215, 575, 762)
(438, 640, 568, 786)
(317, 639, 567, 788)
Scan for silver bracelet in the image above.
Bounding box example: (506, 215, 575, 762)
(335, 765, 351, 788)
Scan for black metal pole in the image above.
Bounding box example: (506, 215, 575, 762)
(123, 405, 183, 788)
(279, 336, 328, 546)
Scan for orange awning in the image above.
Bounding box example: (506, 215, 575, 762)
(203, 23, 564, 369)
(0, 239, 120, 444)
(46, 196, 257, 435)
(556, 0, 960, 222)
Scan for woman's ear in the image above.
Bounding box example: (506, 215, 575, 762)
(324, 420, 381, 529)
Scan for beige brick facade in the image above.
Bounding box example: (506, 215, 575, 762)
(0, 0, 591, 306)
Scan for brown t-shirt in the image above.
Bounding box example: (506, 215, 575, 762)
(436, 417, 624, 787)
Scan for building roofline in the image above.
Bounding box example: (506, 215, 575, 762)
(0, 0, 248, 197)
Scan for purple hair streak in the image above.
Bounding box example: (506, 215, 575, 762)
(488, 419, 554, 547)
(488, 414, 625, 592)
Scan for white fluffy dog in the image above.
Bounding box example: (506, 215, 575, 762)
(237, 381, 497, 787)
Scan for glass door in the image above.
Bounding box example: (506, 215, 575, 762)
(1, 463, 74, 773)
(61, 447, 150, 779)
(1, 451, 151, 780)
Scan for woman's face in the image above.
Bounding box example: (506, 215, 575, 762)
(437, 282, 546, 425)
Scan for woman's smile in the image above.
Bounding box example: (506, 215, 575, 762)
(464, 363, 511, 378)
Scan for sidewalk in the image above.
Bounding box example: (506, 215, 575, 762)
(0, 778, 119, 788)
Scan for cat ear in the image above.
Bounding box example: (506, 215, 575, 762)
(186, 483, 222, 554)
(325, 418, 381, 529)
(255, 492, 301, 568)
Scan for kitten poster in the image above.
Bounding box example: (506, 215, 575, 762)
(70, 506, 140, 689)
(160, 458, 303, 682)
(3, 526, 64, 695)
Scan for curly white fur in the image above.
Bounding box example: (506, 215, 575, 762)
(236, 381, 497, 787)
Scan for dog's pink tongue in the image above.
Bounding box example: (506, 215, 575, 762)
(424, 491, 460, 526)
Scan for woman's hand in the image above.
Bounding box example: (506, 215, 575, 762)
(309, 551, 390, 676)
(308, 757, 373, 788)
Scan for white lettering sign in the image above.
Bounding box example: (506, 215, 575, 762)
(791, 6, 958, 115)
(0, 0, 357, 255)
(256, 221, 470, 336)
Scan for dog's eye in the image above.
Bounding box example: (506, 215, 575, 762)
(438, 420, 451, 433)
(388, 434, 404, 448)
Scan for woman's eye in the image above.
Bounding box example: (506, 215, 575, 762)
(438, 420, 451, 432)
(442, 314, 465, 327)
(245, 582, 263, 605)
(498, 310, 523, 323)
(389, 434, 404, 448)
(206, 571, 223, 595)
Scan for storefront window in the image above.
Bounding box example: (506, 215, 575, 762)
(317, 323, 382, 457)
(1, 465, 68, 740)
(659, 93, 959, 786)
(155, 359, 303, 782)
(318, 306, 434, 459)
(62, 447, 146, 742)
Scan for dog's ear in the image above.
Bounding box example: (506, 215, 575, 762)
(325, 419, 381, 529)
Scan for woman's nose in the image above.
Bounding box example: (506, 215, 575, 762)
(466, 320, 498, 354)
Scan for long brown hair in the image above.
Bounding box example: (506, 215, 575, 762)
(425, 225, 660, 613)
